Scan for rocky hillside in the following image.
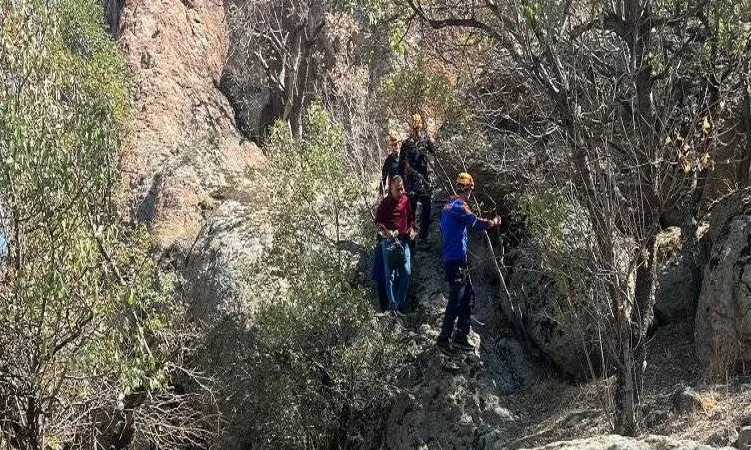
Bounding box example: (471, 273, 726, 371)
(103, 0, 751, 449)
(109, 0, 268, 315)
(7, 1, 751, 449)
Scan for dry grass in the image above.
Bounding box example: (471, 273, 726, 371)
(695, 391, 719, 416)
(655, 227, 683, 264)
(502, 376, 611, 449)
(502, 322, 751, 448)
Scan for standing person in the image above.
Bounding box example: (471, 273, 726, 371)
(380, 133, 401, 196)
(375, 132, 402, 311)
(399, 113, 435, 247)
(437, 173, 501, 352)
(375, 176, 416, 314)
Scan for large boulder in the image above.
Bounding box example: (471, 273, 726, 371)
(182, 193, 269, 319)
(695, 188, 751, 376)
(506, 247, 600, 379)
(517, 435, 733, 450)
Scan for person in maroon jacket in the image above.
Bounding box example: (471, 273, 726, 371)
(375, 176, 416, 314)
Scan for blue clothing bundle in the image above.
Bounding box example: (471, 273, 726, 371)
(371, 237, 411, 311)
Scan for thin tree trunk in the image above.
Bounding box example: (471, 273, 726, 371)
(615, 315, 638, 436)
(634, 233, 658, 333)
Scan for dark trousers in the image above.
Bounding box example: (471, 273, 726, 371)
(438, 260, 474, 343)
(409, 192, 432, 239)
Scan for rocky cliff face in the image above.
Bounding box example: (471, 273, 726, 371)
(695, 188, 751, 376)
(111, 0, 265, 315)
(113, 0, 262, 250)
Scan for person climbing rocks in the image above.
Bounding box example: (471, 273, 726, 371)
(436, 172, 501, 352)
(375, 175, 416, 315)
(380, 132, 401, 196)
(399, 113, 435, 249)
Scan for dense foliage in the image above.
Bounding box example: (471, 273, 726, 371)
(0, 1, 201, 449)
(207, 105, 399, 450)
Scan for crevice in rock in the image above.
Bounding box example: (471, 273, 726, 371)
(102, 0, 126, 36)
(136, 172, 163, 224)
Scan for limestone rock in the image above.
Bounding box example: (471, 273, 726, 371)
(383, 347, 519, 450)
(506, 246, 599, 379)
(737, 426, 751, 450)
(705, 427, 738, 447)
(115, 0, 263, 250)
(183, 195, 269, 318)
(517, 435, 734, 450)
(671, 386, 704, 415)
(695, 188, 751, 375)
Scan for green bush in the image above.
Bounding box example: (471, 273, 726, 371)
(217, 104, 398, 450)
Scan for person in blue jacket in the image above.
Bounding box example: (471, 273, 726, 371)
(437, 172, 501, 352)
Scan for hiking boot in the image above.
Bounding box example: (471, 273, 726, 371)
(452, 339, 475, 352)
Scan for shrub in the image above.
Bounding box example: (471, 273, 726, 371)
(215, 104, 399, 450)
(0, 2, 202, 448)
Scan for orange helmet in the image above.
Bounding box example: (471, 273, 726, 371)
(456, 172, 475, 190)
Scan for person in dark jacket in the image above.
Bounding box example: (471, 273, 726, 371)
(375, 133, 403, 310)
(399, 114, 435, 246)
(437, 172, 501, 352)
(380, 133, 401, 196)
(375, 176, 416, 314)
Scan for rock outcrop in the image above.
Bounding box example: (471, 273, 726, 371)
(695, 188, 751, 376)
(115, 0, 263, 250)
(655, 252, 701, 325)
(506, 247, 600, 379)
(112, 0, 266, 314)
(518, 435, 734, 450)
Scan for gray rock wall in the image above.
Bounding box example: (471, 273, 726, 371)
(694, 188, 751, 375)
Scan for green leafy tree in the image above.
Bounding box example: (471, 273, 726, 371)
(0, 2, 202, 449)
